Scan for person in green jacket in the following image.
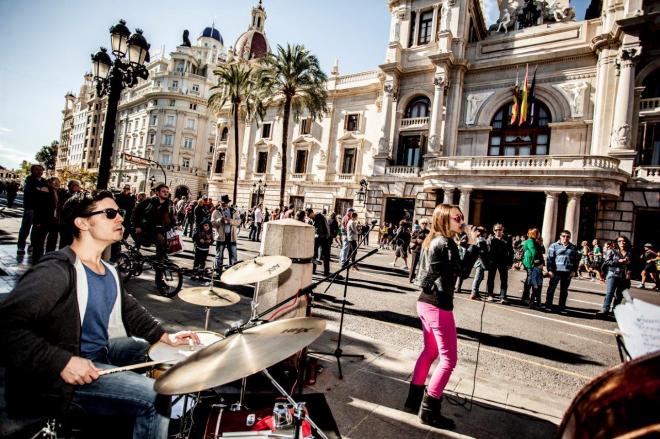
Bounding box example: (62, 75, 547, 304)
(521, 228, 542, 302)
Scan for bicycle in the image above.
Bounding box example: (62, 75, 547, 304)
(115, 240, 184, 297)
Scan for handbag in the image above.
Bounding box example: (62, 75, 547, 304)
(166, 229, 183, 254)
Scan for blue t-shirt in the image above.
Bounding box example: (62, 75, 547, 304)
(80, 264, 118, 361)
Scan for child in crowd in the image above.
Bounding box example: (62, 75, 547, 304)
(192, 220, 214, 280)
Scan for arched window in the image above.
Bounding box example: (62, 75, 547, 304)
(220, 127, 229, 141)
(488, 101, 551, 156)
(405, 96, 431, 118)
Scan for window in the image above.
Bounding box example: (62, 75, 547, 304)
(166, 115, 175, 126)
(176, 62, 184, 74)
(345, 114, 360, 131)
(132, 137, 136, 147)
(189, 103, 197, 110)
(256, 151, 268, 173)
(207, 161, 212, 173)
(192, 84, 199, 92)
(405, 96, 431, 118)
(638, 122, 660, 166)
(164, 134, 173, 146)
(172, 80, 179, 89)
(152, 99, 159, 106)
(161, 154, 171, 165)
(300, 118, 311, 135)
(169, 99, 176, 107)
(183, 137, 194, 149)
(397, 134, 426, 167)
(341, 148, 356, 174)
(148, 133, 155, 144)
(186, 119, 196, 129)
(215, 152, 226, 173)
(141, 117, 146, 128)
(488, 101, 552, 156)
(408, 10, 417, 47)
(128, 121, 132, 131)
(181, 158, 190, 168)
(261, 123, 272, 139)
(150, 115, 157, 125)
(220, 127, 229, 141)
(294, 149, 308, 173)
(418, 10, 434, 45)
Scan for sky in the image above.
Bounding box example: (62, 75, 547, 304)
(0, 0, 588, 170)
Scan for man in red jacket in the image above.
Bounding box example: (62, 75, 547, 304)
(0, 190, 198, 438)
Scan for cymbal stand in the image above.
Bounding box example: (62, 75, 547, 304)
(262, 368, 329, 439)
(203, 258, 221, 330)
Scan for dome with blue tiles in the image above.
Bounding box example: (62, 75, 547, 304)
(201, 26, 223, 45)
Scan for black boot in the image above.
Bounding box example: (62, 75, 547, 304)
(403, 383, 425, 413)
(419, 392, 455, 429)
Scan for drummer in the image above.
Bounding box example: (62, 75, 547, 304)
(0, 190, 199, 439)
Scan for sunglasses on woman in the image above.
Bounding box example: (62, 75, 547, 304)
(81, 208, 126, 220)
(450, 214, 465, 222)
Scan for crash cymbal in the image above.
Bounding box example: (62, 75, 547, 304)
(221, 255, 292, 285)
(154, 317, 326, 395)
(178, 287, 241, 308)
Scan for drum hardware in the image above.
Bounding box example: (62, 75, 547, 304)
(178, 285, 241, 330)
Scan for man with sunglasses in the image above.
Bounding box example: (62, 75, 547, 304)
(0, 190, 198, 438)
(544, 230, 580, 314)
(486, 223, 514, 304)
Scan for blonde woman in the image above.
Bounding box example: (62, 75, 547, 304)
(404, 204, 479, 429)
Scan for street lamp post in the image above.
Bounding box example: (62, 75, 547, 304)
(355, 178, 369, 203)
(252, 179, 267, 206)
(149, 175, 156, 189)
(91, 19, 150, 190)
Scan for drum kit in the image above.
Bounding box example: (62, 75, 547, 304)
(114, 255, 329, 439)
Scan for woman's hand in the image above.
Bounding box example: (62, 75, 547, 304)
(465, 225, 479, 245)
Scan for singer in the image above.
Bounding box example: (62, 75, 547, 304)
(404, 204, 479, 429)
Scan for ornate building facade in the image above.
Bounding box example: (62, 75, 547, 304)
(208, 0, 659, 250)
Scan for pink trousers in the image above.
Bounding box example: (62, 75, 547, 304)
(411, 301, 458, 398)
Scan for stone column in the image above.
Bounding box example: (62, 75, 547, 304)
(413, 9, 421, 46)
(458, 187, 472, 222)
(376, 82, 395, 158)
(610, 47, 640, 150)
(541, 191, 560, 250)
(472, 195, 484, 227)
(564, 192, 582, 241)
(442, 186, 455, 204)
(255, 219, 314, 320)
(427, 70, 446, 157)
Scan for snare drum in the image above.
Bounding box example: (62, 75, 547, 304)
(148, 330, 223, 379)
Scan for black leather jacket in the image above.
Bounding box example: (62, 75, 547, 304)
(414, 235, 479, 310)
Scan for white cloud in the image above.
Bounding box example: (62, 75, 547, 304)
(0, 125, 13, 133)
(483, 0, 500, 25)
(0, 143, 34, 168)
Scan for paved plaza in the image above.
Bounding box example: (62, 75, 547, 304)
(2, 206, 658, 438)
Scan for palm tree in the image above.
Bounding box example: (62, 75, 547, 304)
(257, 44, 328, 208)
(209, 62, 265, 204)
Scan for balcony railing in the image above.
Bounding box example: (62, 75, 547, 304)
(400, 117, 429, 130)
(385, 166, 421, 176)
(632, 166, 660, 181)
(640, 98, 660, 113)
(290, 173, 306, 180)
(425, 155, 621, 173)
(336, 174, 355, 182)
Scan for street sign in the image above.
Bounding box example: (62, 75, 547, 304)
(122, 152, 152, 167)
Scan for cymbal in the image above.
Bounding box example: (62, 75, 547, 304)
(221, 255, 292, 285)
(154, 317, 326, 395)
(178, 287, 241, 308)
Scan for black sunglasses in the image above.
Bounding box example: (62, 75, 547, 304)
(81, 208, 125, 220)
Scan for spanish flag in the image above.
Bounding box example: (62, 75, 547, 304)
(510, 68, 519, 125)
(519, 64, 529, 126)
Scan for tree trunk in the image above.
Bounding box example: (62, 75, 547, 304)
(279, 95, 292, 210)
(232, 102, 240, 205)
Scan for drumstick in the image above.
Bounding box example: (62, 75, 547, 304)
(98, 359, 176, 376)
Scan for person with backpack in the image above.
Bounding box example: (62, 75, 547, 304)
(191, 219, 214, 281)
(521, 228, 543, 302)
(211, 195, 240, 275)
(132, 183, 176, 259)
(596, 235, 633, 317)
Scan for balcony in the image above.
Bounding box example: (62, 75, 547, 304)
(425, 155, 621, 173)
(290, 173, 306, 181)
(400, 117, 429, 131)
(640, 98, 660, 115)
(385, 166, 421, 177)
(632, 166, 660, 182)
(336, 174, 356, 183)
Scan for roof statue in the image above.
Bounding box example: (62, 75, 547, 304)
(182, 30, 192, 47)
(490, 0, 575, 34)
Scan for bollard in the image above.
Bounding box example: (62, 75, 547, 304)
(255, 219, 314, 320)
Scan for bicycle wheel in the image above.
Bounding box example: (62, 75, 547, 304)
(115, 253, 133, 282)
(155, 265, 183, 297)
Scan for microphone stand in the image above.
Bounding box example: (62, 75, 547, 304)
(308, 221, 378, 379)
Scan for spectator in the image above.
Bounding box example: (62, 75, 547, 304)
(590, 239, 605, 282)
(544, 230, 580, 314)
(191, 220, 214, 280)
(596, 235, 632, 317)
(283, 204, 295, 219)
(347, 212, 360, 270)
(31, 176, 61, 264)
(409, 218, 430, 282)
(5, 180, 19, 208)
(211, 195, 240, 275)
(175, 196, 187, 226)
(328, 212, 340, 248)
(194, 197, 210, 234)
(379, 222, 390, 248)
(639, 243, 657, 289)
(470, 227, 489, 300)
(249, 203, 264, 241)
(577, 240, 592, 279)
(17, 164, 48, 255)
(528, 257, 545, 309)
(182, 200, 197, 237)
(391, 220, 411, 270)
(132, 183, 176, 259)
(307, 208, 331, 276)
(58, 180, 82, 248)
(339, 208, 355, 266)
(295, 209, 306, 222)
(486, 223, 514, 304)
(521, 228, 542, 302)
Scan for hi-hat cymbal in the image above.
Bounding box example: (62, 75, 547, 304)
(221, 255, 292, 285)
(178, 287, 241, 308)
(154, 317, 326, 395)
